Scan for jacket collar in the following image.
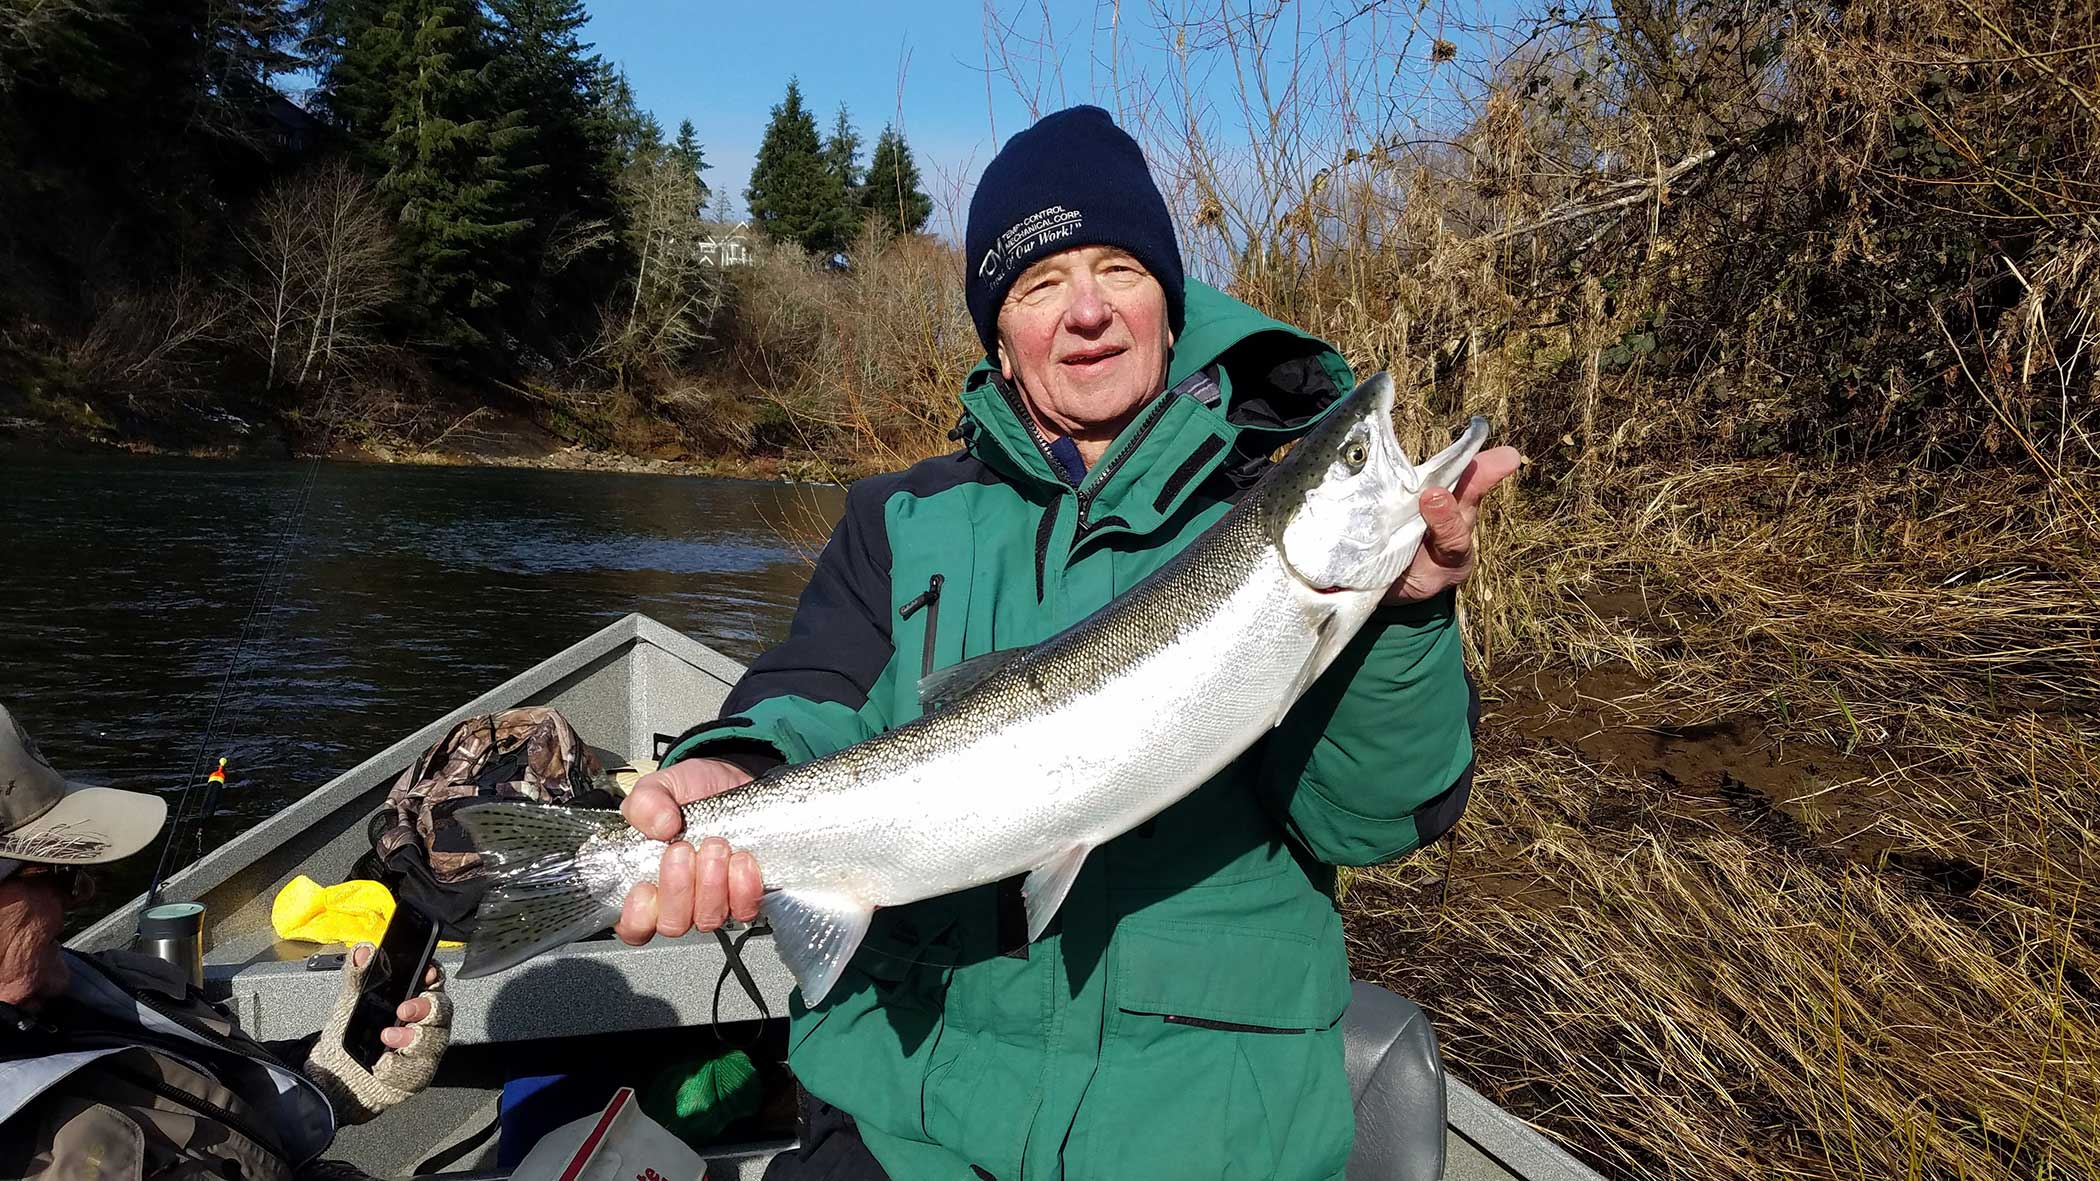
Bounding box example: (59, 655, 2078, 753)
(956, 281, 1350, 541)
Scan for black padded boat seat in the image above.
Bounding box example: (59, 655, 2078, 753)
(1342, 981, 1447, 1180)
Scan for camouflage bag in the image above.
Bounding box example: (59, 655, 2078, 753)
(361, 707, 618, 940)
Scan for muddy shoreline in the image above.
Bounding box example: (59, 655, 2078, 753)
(0, 406, 844, 483)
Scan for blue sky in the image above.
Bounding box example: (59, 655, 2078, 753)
(580, 1, 1523, 237)
(581, 0, 1060, 237)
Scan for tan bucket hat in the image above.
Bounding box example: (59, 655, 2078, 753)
(0, 703, 167, 865)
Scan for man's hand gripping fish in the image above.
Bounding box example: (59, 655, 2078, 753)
(455, 373, 1491, 1004)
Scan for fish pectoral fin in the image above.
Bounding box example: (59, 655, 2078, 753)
(758, 888, 875, 1007)
(918, 647, 1030, 713)
(1273, 612, 1338, 729)
(1021, 844, 1093, 944)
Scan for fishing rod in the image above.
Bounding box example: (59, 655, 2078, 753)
(140, 450, 327, 915)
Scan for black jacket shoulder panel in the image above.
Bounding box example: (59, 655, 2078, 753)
(719, 451, 1005, 719)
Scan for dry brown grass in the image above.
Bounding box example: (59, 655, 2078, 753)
(714, 228, 977, 479)
(1339, 456, 2100, 1178)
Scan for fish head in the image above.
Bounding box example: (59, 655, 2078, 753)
(1265, 371, 1491, 595)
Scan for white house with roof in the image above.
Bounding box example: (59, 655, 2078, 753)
(696, 220, 754, 267)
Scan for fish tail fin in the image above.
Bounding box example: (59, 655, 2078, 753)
(455, 803, 627, 980)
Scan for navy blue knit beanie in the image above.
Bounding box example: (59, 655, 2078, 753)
(966, 105, 1184, 361)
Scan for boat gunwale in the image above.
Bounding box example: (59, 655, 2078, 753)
(70, 613, 745, 954)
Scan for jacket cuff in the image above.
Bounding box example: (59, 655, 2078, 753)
(1371, 586, 1456, 627)
(701, 741, 788, 780)
(661, 717, 787, 776)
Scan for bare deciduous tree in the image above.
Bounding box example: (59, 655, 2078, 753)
(236, 161, 395, 390)
(602, 146, 723, 371)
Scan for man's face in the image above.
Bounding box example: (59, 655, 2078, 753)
(0, 864, 83, 1007)
(995, 245, 1173, 447)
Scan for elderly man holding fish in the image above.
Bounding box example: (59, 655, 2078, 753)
(479, 106, 1519, 1179)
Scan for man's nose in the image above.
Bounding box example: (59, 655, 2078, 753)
(1063, 273, 1112, 331)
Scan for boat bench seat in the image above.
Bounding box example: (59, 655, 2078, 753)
(1343, 980, 1448, 1180)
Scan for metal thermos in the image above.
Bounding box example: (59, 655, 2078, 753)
(135, 901, 206, 990)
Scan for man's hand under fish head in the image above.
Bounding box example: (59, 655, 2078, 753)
(615, 758, 762, 944)
(1385, 444, 1523, 605)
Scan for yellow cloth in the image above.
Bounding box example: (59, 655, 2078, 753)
(271, 875, 461, 947)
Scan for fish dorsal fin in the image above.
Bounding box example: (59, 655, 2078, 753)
(1021, 843, 1093, 943)
(918, 647, 1029, 713)
(758, 888, 874, 1007)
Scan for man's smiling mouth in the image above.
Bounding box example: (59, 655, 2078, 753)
(1060, 346, 1125, 368)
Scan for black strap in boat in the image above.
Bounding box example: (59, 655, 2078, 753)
(711, 925, 771, 1049)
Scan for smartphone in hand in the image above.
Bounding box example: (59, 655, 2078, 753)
(343, 902, 440, 1070)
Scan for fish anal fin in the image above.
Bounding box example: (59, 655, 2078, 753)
(1021, 844, 1092, 944)
(918, 647, 1029, 713)
(759, 888, 875, 1007)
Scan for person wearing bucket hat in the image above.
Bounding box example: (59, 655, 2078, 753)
(0, 703, 168, 870)
(0, 704, 454, 1181)
(617, 105, 1524, 1179)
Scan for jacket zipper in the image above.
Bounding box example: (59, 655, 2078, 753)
(104, 1059, 292, 1166)
(991, 375, 1064, 475)
(897, 573, 944, 680)
(1161, 1014, 1312, 1035)
(1072, 389, 1182, 542)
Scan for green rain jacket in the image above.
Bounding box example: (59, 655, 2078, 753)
(663, 282, 1477, 1180)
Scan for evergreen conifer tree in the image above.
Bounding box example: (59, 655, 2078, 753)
(299, 0, 401, 156)
(672, 119, 710, 205)
(486, 0, 625, 357)
(821, 103, 865, 250)
(861, 125, 933, 236)
(745, 78, 848, 256)
(370, 0, 532, 355)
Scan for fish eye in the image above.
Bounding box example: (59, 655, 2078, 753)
(1341, 438, 1369, 470)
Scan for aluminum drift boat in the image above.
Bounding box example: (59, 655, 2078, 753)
(71, 614, 1603, 1181)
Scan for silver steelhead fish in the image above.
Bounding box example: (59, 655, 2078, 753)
(457, 372, 1490, 1003)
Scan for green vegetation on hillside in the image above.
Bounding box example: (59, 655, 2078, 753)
(0, 0, 933, 457)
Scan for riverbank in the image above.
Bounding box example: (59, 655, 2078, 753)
(0, 393, 849, 483)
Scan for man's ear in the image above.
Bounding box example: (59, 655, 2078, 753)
(996, 341, 1014, 381)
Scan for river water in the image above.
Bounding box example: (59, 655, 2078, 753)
(1, 453, 841, 929)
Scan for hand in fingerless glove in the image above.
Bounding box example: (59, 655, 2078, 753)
(305, 943, 452, 1124)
